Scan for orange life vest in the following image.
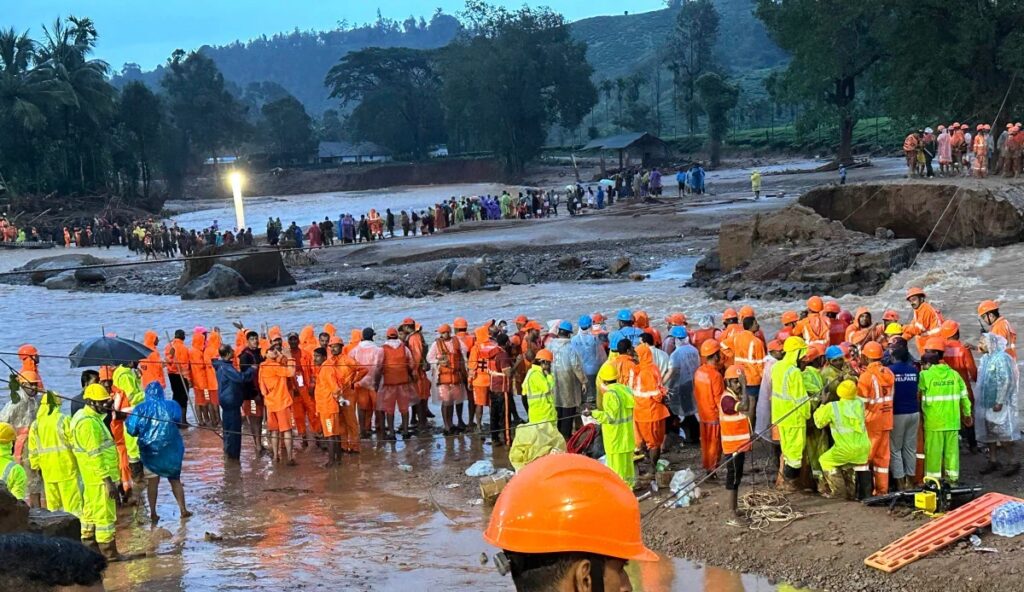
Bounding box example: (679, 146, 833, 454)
(435, 338, 466, 385)
(381, 344, 411, 386)
(719, 390, 751, 455)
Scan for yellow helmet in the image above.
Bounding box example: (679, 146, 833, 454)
(783, 336, 808, 353)
(597, 361, 618, 383)
(0, 422, 15, 444)
(837, 380, 859, 400)
(83, 383, 111, 402)
(884, 322, 903, 336)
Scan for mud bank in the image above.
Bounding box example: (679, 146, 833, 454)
(184, 158, 503, 200)
(642, 440, 1024, 592)
(799, 180, 1024, 249)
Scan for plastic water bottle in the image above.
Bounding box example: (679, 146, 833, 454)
(992, 501, 1024, 537)
(992, 504, 1007, 537)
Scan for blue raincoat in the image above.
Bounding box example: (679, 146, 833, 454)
(125, 383, 185, 479)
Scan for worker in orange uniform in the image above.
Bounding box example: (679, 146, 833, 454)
(824, 302, 847, 346)
(287, 332, 320, 448)
(17, 345, 42, 387)
(163, 329, 192, 424)
(798, 296, 831, 347)
(201, 329, 222, 428)
(689, 314, 720, 350)
(775, 310, 799, 341)
(349, 328, 383, 438)
(258, 343, 297, 465)
(453, 317, 476, 430)
(857, 341, 895, 494)
(940, 320, 979, 453)
(693, 340, 724, 476)
(633, 310, 662, 348)
(979, 300, 1017, 359)
(427, 324, 468, 436)
(379, 327, 416, 439)
(732, 315, 766, 432)
(720, 365, 752, 515)
(468, 324, 498, 433)
(328, 337, 365, 453)
(628, 344, 670, 470)
(188, 328, 208, 426)
(400, 318, 432, 431)
(482, 454, 657, 591)
(718, 309, 741, 367)
(902, 287, 943, 356)
(139, 331, 165, 390)
(845, 307, 885, 347)
(312, 347, 344, 466)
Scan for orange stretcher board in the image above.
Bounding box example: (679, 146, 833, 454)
(865, 492, 1023, 573)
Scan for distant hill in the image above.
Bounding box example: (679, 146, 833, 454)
(113, 2, 786, 128)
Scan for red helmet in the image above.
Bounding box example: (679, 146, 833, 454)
(17, 344, 38, 359)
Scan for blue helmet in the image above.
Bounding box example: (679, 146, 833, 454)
(558, 320, 573, 333)
(578, 315, 593, 330)
(616, 309, 633, 322)
(825, 345, 844, 360)
(670, 326, 688, 339)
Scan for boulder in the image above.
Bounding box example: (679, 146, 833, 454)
(180, 264, 253, 300)
(74, 268, 106, 284)
(608, 256, 631, 274)
(450, 263, 487, 291)
(27, 508, 80, 540)
(23, 254, 104, 284)
(557, 254, 582, 269)
(434, 262, 459, 288)
(0, 485, 29, 534)
(358, 290, 375, 300)
(509, 270, 530, 285)
(178, 246, 294, 290)
(43, 270, 78, 290)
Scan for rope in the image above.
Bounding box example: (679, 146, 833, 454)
(736, 490, 804, 531)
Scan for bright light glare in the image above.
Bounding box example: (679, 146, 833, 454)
(229, 171, 245, 230)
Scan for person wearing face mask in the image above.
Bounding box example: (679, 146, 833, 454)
(70, 384, 122, 560)
(0, 371, 44, 508)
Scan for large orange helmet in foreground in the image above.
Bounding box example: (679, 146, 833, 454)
(483, 454, 657, 561)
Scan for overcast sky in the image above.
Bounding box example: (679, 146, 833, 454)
(10, 1, 665, 70)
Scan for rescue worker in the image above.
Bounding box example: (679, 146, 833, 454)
(349, 328, 383, 438)
(188, 328, 208, 426)
(919, 338, 972, 484)
(112, 364, 146, 509)
(775, 311, 799, 341)
(824, 302, 847, 346)
(202, 329, 222, 428)
(718, 308, 740, 367)
(571, 315, 607, 405)
(693, 340, 724, 475)
(979, 300, 1017, 359)
(720, 365, 752, 514)
(548, 320, 588, 440)
(887, 343, 920, 490)
(0, 422, 27, 501)
(139, 331, 165, 389)
(468, 325, 497, 433)
(453, 317, 476, 429)
(17, 344, 43, 386)
(857, 341, 895, 494)
(771, 337, 812, 492)
(813, 380, 871, 500)
(164, 329, 192, 424)
(902, 287, 943, 356)
(313, 347, 345, 466)
(400, 318, 432, 432)
(732, 315, 766, 432)
(327, 337, 366, 453)
(27, 389, 82, 516)
(586, 362, 636, 487)
(213, 344, 254, 462)
(629, 343, 669, 470)
(799, 345, 828, 487)
(751, 169, 762, 199)
(70, 384, 121, 559)
(237, 330, 266, 456)
(845, 307, 885, 347)
(607, 309, 644, 352)
(482, 454, 657, 591)
(820, 345, 854, 398)
(378, 327, 415, 439)
(287, 332, 320, 447)
(523, 349, 556, 426)
(798, 296, 830, 347)
(941, 320, 979, 453)
(427, 324, 469, 436)
(258, 343, 297, 465)
(0, 370, 42, 507)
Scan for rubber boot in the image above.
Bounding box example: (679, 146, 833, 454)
(780, 465, 801, 493)
(98, 540, 122, 562)
(855, 469, 874, 500)
(81, 536, 100, 554)
(824, 470, 846, 500)
(729, 489, 740, 516)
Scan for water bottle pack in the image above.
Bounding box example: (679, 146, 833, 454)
(991, 501, 1024, 537)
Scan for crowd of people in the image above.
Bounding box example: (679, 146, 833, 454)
(1, 285, 1019, 560)
(903, 121, 1024, 179)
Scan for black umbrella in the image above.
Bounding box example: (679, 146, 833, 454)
(68, 336, 152, 368)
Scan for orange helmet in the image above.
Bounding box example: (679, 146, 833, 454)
(17, 344, 38, 359)
(738, 305, 756, 319)
(823, 301, 841, 314)
(437, 324, 452, 334)
(806, 296, 824, 313)
(862, 342, 884, 359)
(453, 317, 469, 330)
(801, 344, 825, 362)
(591, 312, 606, 324)
(925, 337, 947, 352)
(882, 309, 899, 322)
(781, 310, 799, 325)
(18, 370, 40, 385)
(328, 336, 344, 346)
(722, 308, 738, 322)
(724, 365, 742, 379)
(905, 287, 926, 300)
(939, 320, 960, 339)
(534, 349, 554, 363)
(483, 454, 657, 561)
(699, 339, 721, 358)
(99, 366, 114, 382)
(767, 339, 784, 352)
(977, 300, 999, 317)
(665, 312, 687, 326)
(515, 314, 529, 325)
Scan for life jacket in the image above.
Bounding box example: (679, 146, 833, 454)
(689, 327, 718, 349)
(381, 344, 411, 386)
(435, 338, 465, 385)
(719, 390, 751, 455)
(486, 346, 508, 393)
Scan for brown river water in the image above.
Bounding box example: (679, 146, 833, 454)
(1, 173, 1013, 590)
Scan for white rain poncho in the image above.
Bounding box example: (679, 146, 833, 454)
(975, 333, 1020, 443)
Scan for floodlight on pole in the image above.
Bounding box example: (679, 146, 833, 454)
(229, 171, 245, 230)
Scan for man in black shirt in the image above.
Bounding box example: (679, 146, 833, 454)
(237, 330, 266, 456)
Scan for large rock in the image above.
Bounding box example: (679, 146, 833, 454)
(180, 264, 253, 300)
(799, 182, 1024, 249)
(0, 485, 29, 534)
(450, 263, 487, 291)
(609, 256, 631, 274)
(177, 246, 294, 291)
(43, 270, 78, 290)
(74, 267, 106, 284)
(22, 254, 104, 284)
(690, 205, 917, 299)
(27, 508, 80, 540)
(434, 262, 458, 288)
